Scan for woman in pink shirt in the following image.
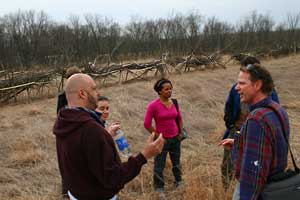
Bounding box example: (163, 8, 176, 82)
(144, 78, 184, 191)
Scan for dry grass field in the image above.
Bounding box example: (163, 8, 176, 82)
(1, 55, 300, 200)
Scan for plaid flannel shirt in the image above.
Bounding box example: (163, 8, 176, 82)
(233, 96, 290, 200)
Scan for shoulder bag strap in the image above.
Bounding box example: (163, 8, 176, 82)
(171, 98, 181, 132)
(172, 98, 179, 111)
(264, 106, 299, 172)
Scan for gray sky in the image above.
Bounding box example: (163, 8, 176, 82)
(0, 0, 299, 25)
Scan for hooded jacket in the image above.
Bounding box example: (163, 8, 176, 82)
(53, 107, 147, 200)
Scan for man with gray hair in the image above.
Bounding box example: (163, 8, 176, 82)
(219, 64, 289, 199)
(53, 74, 165, 200)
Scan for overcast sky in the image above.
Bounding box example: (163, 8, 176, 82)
(0, 0, 299, 25)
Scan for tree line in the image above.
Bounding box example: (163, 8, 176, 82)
(0, 10, 299, 70)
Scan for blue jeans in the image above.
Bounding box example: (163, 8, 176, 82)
(153, 137, 182, 189)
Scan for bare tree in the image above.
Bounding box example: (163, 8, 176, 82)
(286, 12, 300, 53)
(185, 12, 204, 53)
(0, 9, 300, 70)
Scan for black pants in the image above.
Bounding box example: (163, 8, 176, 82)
(153, 137, 182, 189)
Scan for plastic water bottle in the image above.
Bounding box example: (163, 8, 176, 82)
(114, 129, 131, 158)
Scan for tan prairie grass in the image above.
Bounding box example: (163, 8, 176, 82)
(8, 140, 44, 168)
(1, 55, 300, 199)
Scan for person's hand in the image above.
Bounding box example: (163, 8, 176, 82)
(107, 122, 120, 137)
(218, 138, 234, 150)
(141, 132, 165, 160)
(177, 132, 184, 141)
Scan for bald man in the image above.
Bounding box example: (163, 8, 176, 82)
(53, 74, 165, 200)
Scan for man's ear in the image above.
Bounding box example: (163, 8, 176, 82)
(78, 89, 86, 99)
(254, 80, 263, 92)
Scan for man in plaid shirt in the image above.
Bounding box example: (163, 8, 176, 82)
(219, 64, 290, 200)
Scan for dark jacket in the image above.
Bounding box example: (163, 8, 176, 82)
(223, 83, 280, 139)
(56, 91, 68, 114)
(53, 107, 147, 200)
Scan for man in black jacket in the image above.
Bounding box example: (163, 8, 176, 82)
(53, 73, 165, 200)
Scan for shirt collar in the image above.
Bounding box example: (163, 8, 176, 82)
(65, 106, 105, 127)
(249, 96, 272, 112)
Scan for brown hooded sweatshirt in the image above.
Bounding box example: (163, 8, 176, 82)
(53, 107, 147, 200)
